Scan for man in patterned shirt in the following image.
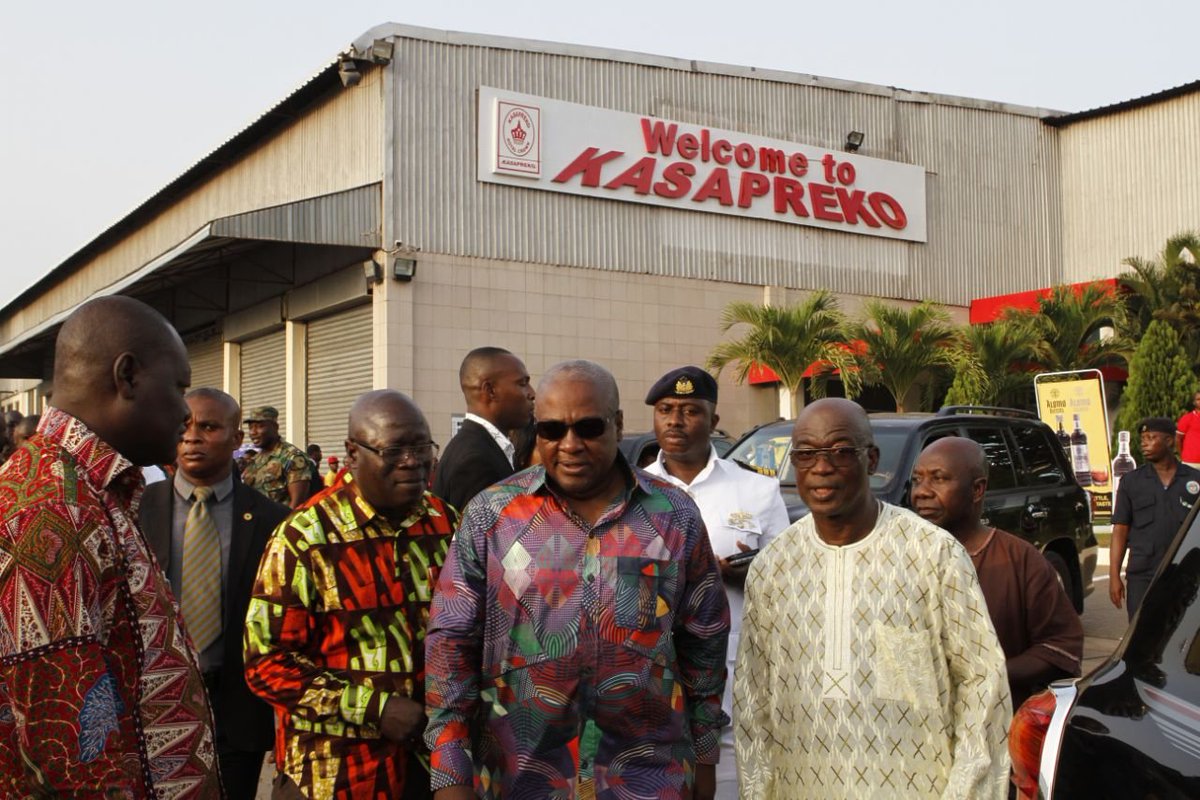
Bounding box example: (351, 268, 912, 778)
(734, 398, 1011, 799)
(0, 296, 219, 798)
(241, 405, 315, 507)
(426, 360, 730, 800)
(245, 389, 455, 799)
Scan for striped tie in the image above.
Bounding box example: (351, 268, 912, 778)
(181, 485, 221, 652)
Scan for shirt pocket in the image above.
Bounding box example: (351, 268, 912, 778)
(613, 556, 676, 632)
(873, 623, 938, 711)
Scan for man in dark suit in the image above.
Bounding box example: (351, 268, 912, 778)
(140, 388, 290, 799)
(433, 347, 535, 511)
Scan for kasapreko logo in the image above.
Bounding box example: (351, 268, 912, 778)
(495, 100, 541, 177)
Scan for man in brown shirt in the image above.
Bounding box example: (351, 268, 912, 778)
(911, 436, 1083, 708)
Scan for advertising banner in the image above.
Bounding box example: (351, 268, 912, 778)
(1034, 370, 1112, 521)
(477, 86, 928, 242)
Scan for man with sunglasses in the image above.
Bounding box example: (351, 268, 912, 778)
(642, 365, 788, 799)
(245, 389, 457, 799)
(426, 360, 730, 800)
(734, 398, 1010, 800)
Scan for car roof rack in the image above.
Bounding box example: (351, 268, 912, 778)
(936, 405, 1039, 420)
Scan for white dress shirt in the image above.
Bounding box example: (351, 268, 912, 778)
(464, 412, 516, 467)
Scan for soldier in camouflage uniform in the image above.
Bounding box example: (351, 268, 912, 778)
(241, 406, 314, 508)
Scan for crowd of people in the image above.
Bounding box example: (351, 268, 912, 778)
(0, 295, 1191, 798)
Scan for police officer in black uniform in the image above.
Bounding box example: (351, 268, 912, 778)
(1110, 416, 1200, 618)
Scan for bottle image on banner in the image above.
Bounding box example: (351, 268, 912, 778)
(1071, 413, 1092, 486)
(1055, 414, 1072, 456)
(1112, 430, 1137, 498)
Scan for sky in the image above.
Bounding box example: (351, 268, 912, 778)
(2, 0, 1197, 309)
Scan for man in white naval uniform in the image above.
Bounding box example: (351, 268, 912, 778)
(642, 366, 789, 799)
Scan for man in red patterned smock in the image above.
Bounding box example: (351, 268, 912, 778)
(0, 296, 219, 798)
(245, 389, 456, 799)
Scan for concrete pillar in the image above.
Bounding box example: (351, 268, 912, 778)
(372, 270, 415, 393)
(223, 342, 242, 402)
(285, 320, 307, 446)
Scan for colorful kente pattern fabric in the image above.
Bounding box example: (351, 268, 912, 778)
(0, 407, 219, 799)
(241, 440, 313, 505)
(425, 464, 731, 799)
(244, 478, 456, 799)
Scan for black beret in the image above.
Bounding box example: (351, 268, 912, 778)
(1138, 416, 1176, 436)
(645, 366, 718, 405)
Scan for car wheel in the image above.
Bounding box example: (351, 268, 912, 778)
(1044, 550, 1081, 613)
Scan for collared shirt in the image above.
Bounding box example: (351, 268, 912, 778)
(244, 477, 456, 799)
(1177, 411, 1200, 463)
(735, 503, 1011, 799)
(464, 412, 516, 467)
(1112, 460, 1200, 576)
(425, 462, 731, 799)
(169, 471, 235, 671)
(0, 407, 219, 798)
(242, 439, 313, 504)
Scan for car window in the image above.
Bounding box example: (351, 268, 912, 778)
(1010, 423, 1068, 487)
(966, 426, 1018, 491)
(727, 427, 791, 478)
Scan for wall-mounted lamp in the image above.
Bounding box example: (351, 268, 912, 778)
(369, 39, 394, 64)
(844, 131, 865, 152)
(392, 257, 417, 282)
(363, 259, 381, 294)
(338, 58, 362, 88)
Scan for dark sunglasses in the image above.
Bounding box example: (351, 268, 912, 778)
(535, 417, 609, 441)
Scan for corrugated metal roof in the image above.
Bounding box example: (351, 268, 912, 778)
(1044, 80, 1200, 127)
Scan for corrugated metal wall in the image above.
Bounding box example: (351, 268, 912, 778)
(305, 304, 373, 463)
(186, 337, 223, 392)
(239, 332, 287, 434)
(1059, 92, 1200, 281)
(390, 38, 1063, 306)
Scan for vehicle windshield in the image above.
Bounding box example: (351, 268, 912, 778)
(726, 424, 911, 491)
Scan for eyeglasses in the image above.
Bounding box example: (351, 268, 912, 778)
(350, 438, 439, 464)
(535, 417, 609, 441)
(788, 446, 867, 470)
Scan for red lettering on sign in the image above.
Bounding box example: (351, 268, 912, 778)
(810, 183, 844, 222)
(640, 119, 677, 155)
(553, 148, 625, 187)
(835, 188, 880, 227)
(758, 148, 786, 174)
(692, 168, 734, 206)
(821, 154, 837, 183)
(653, 162, 696, 199)
(773, 177, 809, 217)
(836, 162, 856, 185)
(676, 133, 700, 159)
(737, 172, 770, 208)
(700, 128, 711, 161)
(868, 192, 907, 229)
(789, 152, 808, 177)
(603, 157, 657, 194)
(734, 143, 756, 168)
(712, 139, 732, 165)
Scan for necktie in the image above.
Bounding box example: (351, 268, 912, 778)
(181, 485, 221, 652)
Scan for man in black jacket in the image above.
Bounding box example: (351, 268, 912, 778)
(433, 347, 535, 512)
(140, 388, 290, 799)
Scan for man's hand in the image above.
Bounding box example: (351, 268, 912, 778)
(717, 541, 753, 585)
(433, 787, 475, 800)
(685, 763, 716, 800)
(380, 695, 426, 745)
(1109, 571, 1125, 609)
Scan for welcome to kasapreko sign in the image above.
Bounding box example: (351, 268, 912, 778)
(477, 86, 927, 242)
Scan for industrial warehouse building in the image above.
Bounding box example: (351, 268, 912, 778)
(1, 23, 1197, 457)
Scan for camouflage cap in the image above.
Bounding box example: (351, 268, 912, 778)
(244, 406, 279, 423)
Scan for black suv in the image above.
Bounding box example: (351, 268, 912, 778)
(1010, 500, 1200, 797)
(725, 406, 1097, 611)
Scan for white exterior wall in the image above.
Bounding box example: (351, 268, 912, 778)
(1059, 92, 1200, 281)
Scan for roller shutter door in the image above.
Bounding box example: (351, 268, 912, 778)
(239, 331, 287, 433)
(306, 304, 373, 464)
(186, 337, 223, 392)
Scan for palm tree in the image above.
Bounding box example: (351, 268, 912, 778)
(1117, 231, 1200, 366)
(1029, 283, 1131, 373)
(707, 291, 857, 417)
(944, 314, 1045, 409)
(851, 301, 960, 412)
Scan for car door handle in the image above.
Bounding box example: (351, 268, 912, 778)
(1027, 508, 1049, 519)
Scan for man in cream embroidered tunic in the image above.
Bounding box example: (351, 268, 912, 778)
(734, 399, 1011, 799)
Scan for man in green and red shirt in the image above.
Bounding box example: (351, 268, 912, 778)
(245, 389, 455, 799)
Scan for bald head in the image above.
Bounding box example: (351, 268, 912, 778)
(919, 437, 988, 482)
(911, 436, 988, 538)
(538, 360, 620, 417)
(51, 296, 190, 466)
(459, 347, 535, 429)
(346, 390, 433, 521)
(794, 398, 873, 447)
